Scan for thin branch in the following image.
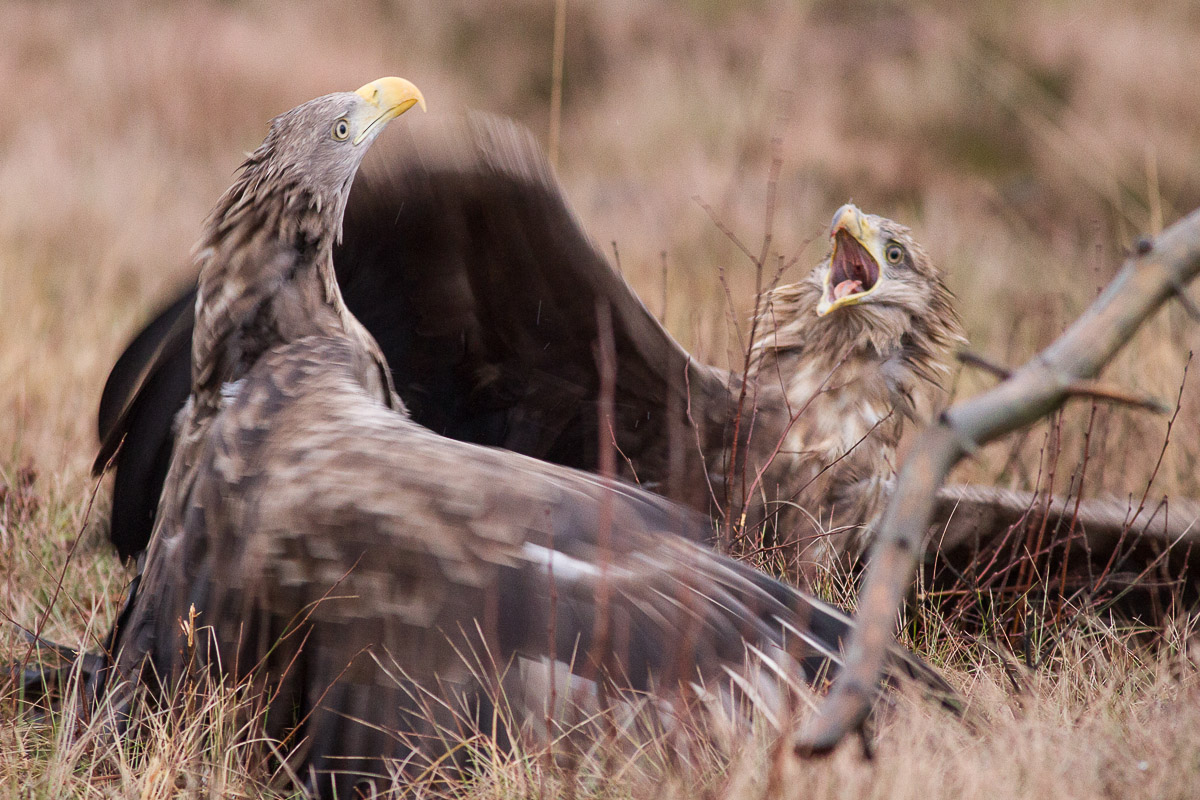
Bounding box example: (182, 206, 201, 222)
(682, 359, 725, 517)
(587, 299, 616, 688)
(796, 205, 1200, 755)
(547, 0, 567, 169)
(695, 197, 758, 266)
(18, 455, 110, 690)
(1170, 280, 1200, 321)
(659, 250, 669, 324)
(956, 350, 1012, 379)
(959, 350, 1167, 412)
(1060, 378, 1169, 414)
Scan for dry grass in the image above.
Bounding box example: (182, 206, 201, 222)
(4, 0, 1200, 796)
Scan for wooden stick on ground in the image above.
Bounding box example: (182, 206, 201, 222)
(795, 207, 1200, 755)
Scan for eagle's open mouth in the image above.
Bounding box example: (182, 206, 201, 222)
(826, 228, 880, 305)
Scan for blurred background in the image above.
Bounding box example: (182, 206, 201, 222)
(3, 0, 1200, 508)
(4, 6, 1200, 792)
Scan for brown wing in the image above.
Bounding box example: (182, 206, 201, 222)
(343, 115, 734, 474)
(111, 336, 944, 797)
(96, 114, 734, 562)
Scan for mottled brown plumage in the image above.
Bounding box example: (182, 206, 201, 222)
(747, 208, 964, 577)
(100, 86, 951, 797)
(84, 115, 1200, 666)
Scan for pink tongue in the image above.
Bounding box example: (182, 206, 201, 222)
(833, 279, 863, 300)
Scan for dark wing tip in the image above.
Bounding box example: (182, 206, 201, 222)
(96, 288, 196, 448)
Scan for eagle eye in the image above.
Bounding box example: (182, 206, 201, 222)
(331, 118, 351, 141)
(885, 242, 905, 265)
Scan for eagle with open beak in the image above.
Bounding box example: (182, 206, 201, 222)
(820, 204, 889, 314)
(80, 83, 956, 797)
(748, 202, 965, 578)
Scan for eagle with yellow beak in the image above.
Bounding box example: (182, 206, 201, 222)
(748, 203, 963, 577)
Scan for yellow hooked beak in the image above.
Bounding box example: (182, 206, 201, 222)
(816, 203, 885, 316)
(352, 76, 426, 145)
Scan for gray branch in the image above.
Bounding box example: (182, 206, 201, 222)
(795, 207, 1200, 755)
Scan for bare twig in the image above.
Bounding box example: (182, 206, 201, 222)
(1093, 355, 1190, 590)
(1060, 378, 1169, 413)
(795, 206, 1200, 755)
(682, 360, 725, 517)
(17, 454, 110, 694)
(587, 299, 616, 688)
(959, 350, 1168, 412)
(1170, 280, 1200, 321)
(659, 250, 669, 324)
(547, 0, 567, 169)
(695, 197, 758, 266)
(957, 350, 1011, 380)
(696, 131, 789, 545)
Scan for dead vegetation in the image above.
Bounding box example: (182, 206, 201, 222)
(4, 0, 1200, 796)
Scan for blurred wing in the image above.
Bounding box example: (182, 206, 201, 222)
(96, 287, 196, 447)
(112, 339, 941, 796)
(96, 114, 734, 561)
(343, 114, 734, 476)
(94, 289, 195, 561)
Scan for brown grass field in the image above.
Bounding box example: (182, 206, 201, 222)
(4, 0, 1200, 796)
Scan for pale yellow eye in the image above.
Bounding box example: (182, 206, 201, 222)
(885, 243, 904, 264)
(332, 118, 351, 141)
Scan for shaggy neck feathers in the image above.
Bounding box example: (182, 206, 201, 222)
(751, 270, 961, 428)
(189, 143, 381, 413)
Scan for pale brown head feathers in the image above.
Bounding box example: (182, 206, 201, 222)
(753, 203, 964, 405)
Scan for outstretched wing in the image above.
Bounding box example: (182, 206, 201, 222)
(112, 338, 947, 797)
(96, 114, 735, 561)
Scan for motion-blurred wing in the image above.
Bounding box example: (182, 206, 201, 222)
(932, 483, 1200, 586)
(94, 289, 195, 560)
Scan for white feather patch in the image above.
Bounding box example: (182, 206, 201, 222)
(521, 542, 602, 581)
(220, 379, 245, 406)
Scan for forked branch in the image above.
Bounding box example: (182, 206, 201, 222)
(795, 206, 1200, 755)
